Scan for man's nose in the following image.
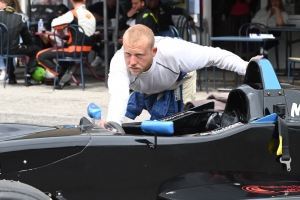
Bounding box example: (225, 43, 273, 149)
(129, 56, 137, 65)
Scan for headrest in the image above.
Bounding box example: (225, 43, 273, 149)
(244, 58, 281, 90)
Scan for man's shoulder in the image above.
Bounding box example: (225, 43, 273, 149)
(0, 10, 23, 21)
(138, 7, 152, 14)
(136, 8, 154, 18)
(154, 36, 174, 45)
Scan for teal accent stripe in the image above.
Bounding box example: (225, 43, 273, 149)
(259, 59, 281, 90)
(251, 113, 278, 124)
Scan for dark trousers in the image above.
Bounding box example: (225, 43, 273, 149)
(229, 13, 252, 36)
(8, 44, 40, 80)
(37, 47, 88, 75)
(229, 13, 251, 52)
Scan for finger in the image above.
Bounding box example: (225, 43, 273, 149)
(250, 55, 263, 61)
(98, 120, 105, 127)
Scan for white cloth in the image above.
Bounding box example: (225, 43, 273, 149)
(251, 8, 289, 27)
(52, 5, 96, 37)
(107, 37, 248, 125)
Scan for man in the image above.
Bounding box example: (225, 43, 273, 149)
(119, 0, 158, 33)
(37, 0, 96, 89)
(148, 0, 195, 37)
(0, 0, 40, 85)
(101, 0, 158, 68)
(39, 3, 70, 48)
(99, 24, 263, 127)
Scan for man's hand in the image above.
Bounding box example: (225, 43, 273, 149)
(118, 38, 123, 44)
(98, 120, 107, 128)
(127, 7, 137, 18)
(272, 6, 280, 14)
(246, 55, 264, 68)
(189, 19, 195, 26)
(250, 55, 264, 61)
(98, 120, 117, 131)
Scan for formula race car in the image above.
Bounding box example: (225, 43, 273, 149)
(0, 59, 300, 200)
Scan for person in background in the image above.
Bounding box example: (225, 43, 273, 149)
(147, 0, 195, 37)
(88, 0, 126, 67)
(37, 0, 96, 90)
(97, 0, 158, 69)
(98, 24, 263, 128)
(0, 0, 29, 81)
(0, 57, 5, 81)
(222, 0, 252, 52)
(39, 3, 69, 48)
(0, 0, 40, 85)
(251, 0, 288, 55)
(222, 0, 252, 35)
(118, 0, 158, 33)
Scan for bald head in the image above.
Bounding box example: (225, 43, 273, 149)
(123, 24, 155, 49)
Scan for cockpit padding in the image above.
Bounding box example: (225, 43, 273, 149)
(244, 61, 262, 86)
(221, 89, 250, 127)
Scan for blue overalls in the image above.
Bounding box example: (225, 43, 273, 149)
(125, 72, 186, 120)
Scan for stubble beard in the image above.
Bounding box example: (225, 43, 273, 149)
(128, 58, 153, 76)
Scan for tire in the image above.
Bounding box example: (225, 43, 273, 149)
(0, 180, 51, 200)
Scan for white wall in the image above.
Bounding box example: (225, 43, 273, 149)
(21, 0, 28, 14)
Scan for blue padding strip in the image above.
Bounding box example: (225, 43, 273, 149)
(259, 59, 281, 90)
(141, 120, 174, 135)
(251, 113, 278, 124)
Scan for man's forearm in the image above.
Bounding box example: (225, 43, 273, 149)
(92, 13, 103, 22)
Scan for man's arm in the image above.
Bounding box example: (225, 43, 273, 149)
(91, 13, 103, 22)
(105, 50, 131, 125)
(51, 11, 74, 29)
(136, 10, 157, 33)
(19, 22, 33, 45)
(161, 37, 249, 75)
(118, 14, 130, 31)
(88, 2, 104, 22)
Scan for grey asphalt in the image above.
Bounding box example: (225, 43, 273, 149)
(0, 67, 209, 126)
(0, 66, 293, 126)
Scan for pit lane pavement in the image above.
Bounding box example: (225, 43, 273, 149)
(0, 67, 295, 126)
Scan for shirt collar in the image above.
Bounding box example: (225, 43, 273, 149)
(3, 6, 16, 13)
(74, 4, 86, 10)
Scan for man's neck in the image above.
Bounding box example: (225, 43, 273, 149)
(72, 2, 84, 9)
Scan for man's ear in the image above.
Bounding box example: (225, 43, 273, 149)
(141, 1, 145, 7)
(152, 47, 157, 57)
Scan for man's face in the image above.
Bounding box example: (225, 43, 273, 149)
(131, 0, 144, 11)
(107, 0, 116, 6)
(0, 2, 6, 10)
(123, 38, 157, 76)
(271, 0, 280, 7)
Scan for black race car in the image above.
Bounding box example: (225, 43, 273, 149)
(0, 59, 300, 200)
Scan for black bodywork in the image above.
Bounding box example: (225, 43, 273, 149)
(0, 59, 300, 200)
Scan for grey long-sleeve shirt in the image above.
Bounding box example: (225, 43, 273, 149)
(107, 37, 248, 125)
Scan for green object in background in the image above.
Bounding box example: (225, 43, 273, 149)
(32, 66, 46, 82)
